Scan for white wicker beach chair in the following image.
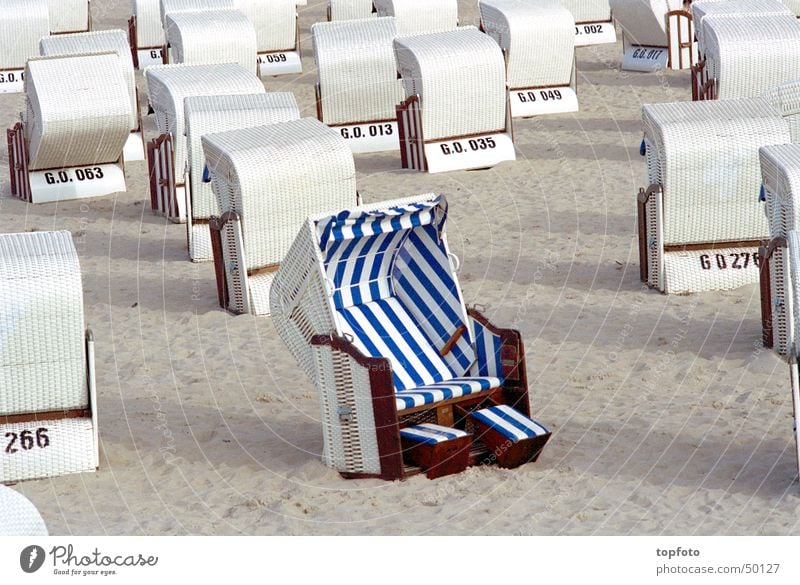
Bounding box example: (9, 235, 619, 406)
(560, 0, 616, 45)
(0, 486, 48, 536)
(144, 63, 265, 222)
(269, 193, 549, 479)
(0, 231, 99, 484)
(0, 0, 49, 95)
(159, 0, 234, 24)
(7, 53, 130, 204)
(312, 17, 405, 153)
(202, 118, 358, 315)
(692, 0, 792, 57)
(184, 92, 300, 262)
(637, 98, 790, 294)
(764, 79, 800, 143)
(328, 0, 376, 20)
(373, 0, 458, 36)
(130, 0, 167, 69)
(395, 27, 515, 173)
(235, 0, 302, 76)
(47, 0, 91, 34)
(479, 0, 579, 117)
(39, 30, 145, 163)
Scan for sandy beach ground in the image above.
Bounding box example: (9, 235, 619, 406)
(2, 0, 799, 536)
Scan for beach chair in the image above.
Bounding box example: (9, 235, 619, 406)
(159, 0, 234, 24)
(764, 79, 800, 143)
(7, 54, 130, 204)
(373, 0, 458, 36)
(560, 0, 616, 45)
(0, 231, 99, 484)
(184, 93, 300, 262)
(609, 0, 695, 71)
(328, 0, 376, 20)
(312, 17, 405, 153)
(0, 0, 49, 95)
(269, 193, 550, 479)
(395, 27, 516, 173)
(202, 118, 358, 315)
(637, 98, 789, 294)
(145, 63, 265, 222)
(479, 0, 579, 117)
(0, 486, 48, 536)
(39, 30, 145, 163)
(235, 0, 303, 76)
(47, 0, 91, 34)
(129, 0, 167, 69)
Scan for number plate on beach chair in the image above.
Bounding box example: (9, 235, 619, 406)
(622, 46, 669, 72)
(137, 48, 165, 70)
(333, 121, 399, 153)
(509, 87, 578, 117)
(0, 69, 25, 94)
(258, 51, 302, 76)
(574, 21, 616, 46)
(29, 164, 126, 204)
(424, 132, 516, 174)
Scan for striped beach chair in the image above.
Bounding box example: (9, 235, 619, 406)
(0, 486, 48, 536)
(236, 0, 302, 76)
(47, 0, 91, 34)
(145, 63, 265, 222)
(328, 0, 376, 20)
(561, 0, 616, 45)
(395, 27, 516, 173)
(130, 0, 167, 69)
(479, 0, 579, 117)
(184, 92, 300, 262)
(312, 17, 405, 153)
(270, 194, 542, 479)
(202, 118, 358, 315)
(7, 53, 130, 203)
(637, 98, 790, 294)
(0, 231, 99, 484)
(0, 0, 49, 95)
(373, 0, 458, 36)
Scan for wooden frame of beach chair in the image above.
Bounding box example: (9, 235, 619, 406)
(6, 53, 130, 204)
(395, 27, 516, 173)
(637, 98, 789, 294)
(0, 0, 50, 95)
(327, 0, 376, 21)
(39, 30, 145, 163)
(48, 0, 92, 35)
(479, 0, 579, 117)
(0, 486, 48, 535)
(269, 194, 547, 480)
(183, 93, 300, 263)
(312, 17, 405, 153)
(0, 231, 99, 484)
(561, 0, 616, 45)
(203, 119, 359, 315)
(373, 0, 458, 36)
(144, 63, 265, 223)
(129, 0, 167, 69)
(236, 0, 303, 76)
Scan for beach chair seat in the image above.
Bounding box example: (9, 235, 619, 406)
(7, 53, 130, 203)
(479, 0, 578, 117)
(395, 27, 516, 173)
(235, 0, 302, 76)
(610, 0, 695, 71)
(47, 0, 91, 34)
(637, 98, 789, 294)
(328, 0, 376, 20)
(184, 93, 300, 262)
(130, 0, 167, 68)
(0, 231, 99, 483)
(399, 424, 471, 479)
(561, 0, 616, 45)
(0, 0, 49, 95)
(270, 193, 542, 479)
(144, 63, 265, 222)
(469, 404, 551, 468)
(0, 486, 48, 536)
(373, 0, 458, 36)
(39, 30, 145, 162)
(202, 118, 358, 315)
(312, 17, 405, 153)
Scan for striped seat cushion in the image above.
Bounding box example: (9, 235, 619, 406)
(471, 405, 549, 440)
(395, 376, 502, 411)
(399, 423, 469, 444)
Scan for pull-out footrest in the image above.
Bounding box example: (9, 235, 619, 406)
(470, 405, 550, 469)
(399, 424, 471, 479)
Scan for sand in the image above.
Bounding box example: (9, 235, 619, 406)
(2, 0, 799, 536)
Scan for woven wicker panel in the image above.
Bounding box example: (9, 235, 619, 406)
(790, 230, 800, 355)
(25, 53, 131, 171)
(313, 17, 406, 125)
(394, 27, 506, 141)
(704, 15, 800, 100)
(479, 0, 575, 89)
(692, 0, 792, 53)
(40, 30, 138, 132)
(0, 0, 49, 70)
(0, 231, 87, 414)
(145, 63, 265, 179)
(374, 0, 458, 36)
(642, 98, 788, 245)
(0, 486, 48, 536)
(760, 144, 800, 238)
(329, 0, 375, 19)
(185, 92, 300, 221)
(160, 0, 234, 24)
(764, 79, 800, 142)
(47, 0, 89, 33)
(782, 0, 800, 15)
(234, 0, 296, 52)
(201, 118, 356, 271)
(559, 0, 611, 22)
(134, 0, 166, 47)
(610, 0, 683, 48)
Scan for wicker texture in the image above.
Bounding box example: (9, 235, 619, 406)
(479, 0, 575, 89)
(0, 486, 48, 536)
(791, 230, 800, 356)
(160, 0, 234, 24)
(610, 0, 683, 47)
(39, 30, 138, 132)
(47, 0, 90, 33)
(329, 0, 375, 19)
(0, 0, 49, 70)
(782, 0, 800, 15)
(394, 27, 506, 141)
(145, 63, 265, 182)
(559, 0, 611, 22)
(764, 79, 800, 142)
(0, 231, 87, 415)
(374, 0, 458, 35)
(24, 54, 131, 171)
(704, 14, 800, 100)
(692, 0, 792, 54)
(313, 17, 406, 125)
(235, 0, 297, 52)
(133, 0, 166, 47)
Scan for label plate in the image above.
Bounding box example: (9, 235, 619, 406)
(424, 132, 516, 174)
(333, 121, 399, 153)
(29, 164, 126, 203)
(258, 51, 302, 76)
(509, 86, 578, 117)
